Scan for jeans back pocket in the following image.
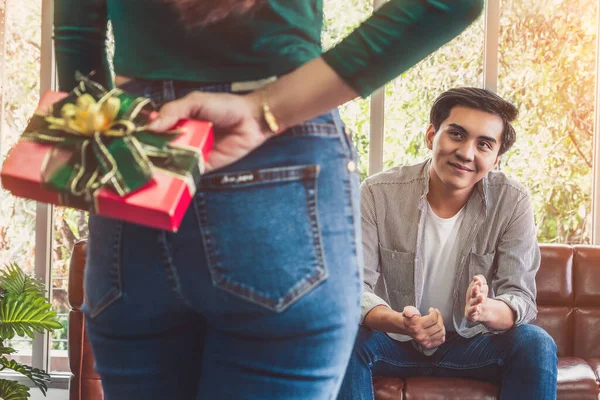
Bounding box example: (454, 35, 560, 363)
(195, 165, 327, 312)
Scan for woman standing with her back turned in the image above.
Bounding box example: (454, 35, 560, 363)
(54, 1, 484, 398)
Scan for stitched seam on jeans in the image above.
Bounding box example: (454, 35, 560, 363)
(174, 82, 232, 94)
(163, 80, 176, 102)
(195, 191, 219, 285)
(159, 231, 191, 307)
(345, 161, 361, 306)
(88, 220, 124, 319)
(330, 110, 354, 161)
(276, 176, 329, 309)
(283, 123, 338, 137)
(370, 357, 430, 368)
(369, 365, 375, 400)
(435, 359, 503, 369)
(196, 170, 327, 312)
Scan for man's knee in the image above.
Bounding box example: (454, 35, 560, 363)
(509, 324, 558, 362)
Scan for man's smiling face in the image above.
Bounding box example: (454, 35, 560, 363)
(426, 106, 504, 192)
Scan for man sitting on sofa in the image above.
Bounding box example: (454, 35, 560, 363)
(337, 88, 558, 400)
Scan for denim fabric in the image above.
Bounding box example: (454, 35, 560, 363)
(337, 324, 558, 400)
(83, 79, 363, 399)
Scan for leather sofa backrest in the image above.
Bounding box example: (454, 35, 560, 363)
(534, 244, 600, 358)
(67, 240, 103, 400)
(572, 246, 600, 358)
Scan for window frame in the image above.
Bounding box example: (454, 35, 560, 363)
(0, 0, 6, 158)
(32, 0, 55, 376)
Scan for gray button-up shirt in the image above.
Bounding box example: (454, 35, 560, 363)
(361, 160, 540, 355)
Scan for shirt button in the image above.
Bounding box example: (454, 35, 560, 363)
(347, 161, 356, 172)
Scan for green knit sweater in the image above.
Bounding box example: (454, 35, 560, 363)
(54, 0, 482, 97)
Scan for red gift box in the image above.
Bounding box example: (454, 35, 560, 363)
(1, 91, 213, 232)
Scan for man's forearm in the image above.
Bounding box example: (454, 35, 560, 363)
(481, 298, 517, 331)
(363, 305, 407, 335)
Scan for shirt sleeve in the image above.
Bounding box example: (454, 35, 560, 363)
(492, 193, 540, 327)
(321, 0, 484, 98)
(54, 0, 112, 91)
(360, 181, 392, 324)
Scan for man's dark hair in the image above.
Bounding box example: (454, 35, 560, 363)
(429, 87, 518, 155)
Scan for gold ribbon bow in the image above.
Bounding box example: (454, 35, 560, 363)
(45, 91, 136, 137)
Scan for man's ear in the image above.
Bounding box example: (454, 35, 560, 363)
(493, 155, 500, 168)
(426, 124, 436, 150)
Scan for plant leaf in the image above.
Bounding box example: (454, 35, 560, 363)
(0, 294, 62, 340)
(0, 378, 30, 400)
(0, 264, 45, 298)
(0, 341, 17, 357)
(0, 358, 49, 395)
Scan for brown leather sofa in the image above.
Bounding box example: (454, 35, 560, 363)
(68, 242, 600, 400)
(375, 244, 600, 400)
(68, 240, 103, 400)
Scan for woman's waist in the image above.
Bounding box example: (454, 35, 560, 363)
(112, 51, 312, 92)
(115, 74, 278, 94)
(114, 75, 351, 160)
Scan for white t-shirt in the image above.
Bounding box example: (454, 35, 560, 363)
(419, 202, 466, 332)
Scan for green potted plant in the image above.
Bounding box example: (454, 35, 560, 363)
(0, 263, 62, 399)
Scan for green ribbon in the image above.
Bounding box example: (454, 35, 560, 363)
(21, 75, 203, 212)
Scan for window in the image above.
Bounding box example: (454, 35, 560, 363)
(0, 0, 42, 369)
(497, 0, 596, 244)
(323, 0, 372, 179)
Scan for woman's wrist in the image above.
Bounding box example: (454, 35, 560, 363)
(261, 57, 358, 130)
(245, 89, 283, 136)
(245, 56, 358, 136)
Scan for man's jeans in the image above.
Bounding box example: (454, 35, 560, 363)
(338, 324, 558, 400)
(83, 79, 363, 399)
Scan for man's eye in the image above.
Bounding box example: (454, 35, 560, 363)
(479, 142, 492, 150)
(450, 131, 462, 138)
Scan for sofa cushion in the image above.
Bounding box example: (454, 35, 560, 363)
(373, 376, 404, 400)
(586, 358, 600, 382)
(537, 244, 573, 306)
(557, 357, 599, 400)
(68, 240, 87, 310)
(573, 308, 600, 359)
(68, 311, 84, 379)
(573, 246, 600, 307)
(373, 358, 600, 400)
(403, 377, 498, 400)
(533, 306, 573, 357)
(68, 311, 101, 380)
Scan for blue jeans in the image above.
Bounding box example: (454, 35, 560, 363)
(338, 325, 558, 400)
(83, 79, 363, 399)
